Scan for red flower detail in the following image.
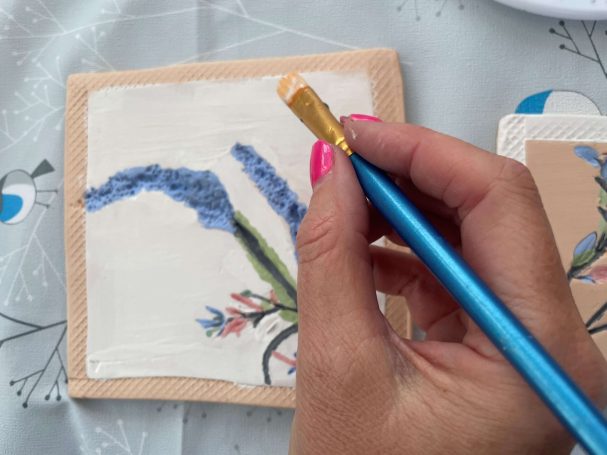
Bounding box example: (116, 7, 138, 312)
(226, 306, 241, 316)
(269, 290, 278, 304)
(230, 293, 263, 311)
(589, 265, 607, 283)
(272, 351, 296, 367)
(221, 317, 248, 337)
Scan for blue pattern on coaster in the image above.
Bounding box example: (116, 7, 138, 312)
(231, 143, 307, 245)
(85, 165, 236, 233)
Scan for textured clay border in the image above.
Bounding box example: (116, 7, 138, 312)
(65, 48, 408, 408)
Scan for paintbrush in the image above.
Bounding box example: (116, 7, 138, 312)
(277, 72, 607, 454)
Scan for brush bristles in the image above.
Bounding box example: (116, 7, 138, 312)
(277, 72, 308, 105)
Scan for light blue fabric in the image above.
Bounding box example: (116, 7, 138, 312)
(1, 1, 607, 453)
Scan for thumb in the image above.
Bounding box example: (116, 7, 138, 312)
(297, 140, 387, 351)
(294, 141, 411, 454)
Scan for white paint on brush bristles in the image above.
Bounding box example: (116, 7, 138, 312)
(277, 72, 308, 104)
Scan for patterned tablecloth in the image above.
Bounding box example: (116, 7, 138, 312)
(1, 1, 606, 453)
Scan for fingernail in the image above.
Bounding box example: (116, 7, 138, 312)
(347, 113, 382, 123)
(310, 140, 334, 188)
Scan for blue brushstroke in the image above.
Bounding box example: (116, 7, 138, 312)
(515, 90, 552, 114)
(85, 165, 235, 233)
(231, 143, 307, 245)
(196, 305, 226, 334)
(574, 232, 597, 257)
(574, 146, 601, 168)
(578, 275, 595, 284)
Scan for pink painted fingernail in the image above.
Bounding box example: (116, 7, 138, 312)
(310, 140, 334, 188)
(347, 113, 382, 122)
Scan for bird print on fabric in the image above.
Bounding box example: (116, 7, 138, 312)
(0, 160, 57, 225)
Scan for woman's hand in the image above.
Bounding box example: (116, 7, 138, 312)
(291, 117, 607, 454)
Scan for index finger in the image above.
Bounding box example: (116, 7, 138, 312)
(344, 120, 518, 222)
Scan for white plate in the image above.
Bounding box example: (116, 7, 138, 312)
(494, 0, 607, 19)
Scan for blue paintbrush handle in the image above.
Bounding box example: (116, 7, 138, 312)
(349, 152, 607, 454)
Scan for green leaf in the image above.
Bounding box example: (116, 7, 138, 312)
(572, 249, 595, 268)
(233, 211, 297, 309)
(278, 309, 298, 323)
(206, 330, 214, 337)
(260, 301, 274, 311)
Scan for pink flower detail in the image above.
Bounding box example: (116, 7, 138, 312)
(226, 306, 241, 316)
(589, 265, 607, 283)
(221, 317, 248, 337)
(272, 351, 296, 367)
(269, 290, 278, 304)
(230, 293, 263, 311)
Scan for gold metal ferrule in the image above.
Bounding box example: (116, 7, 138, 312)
(287, 87, 352, 156)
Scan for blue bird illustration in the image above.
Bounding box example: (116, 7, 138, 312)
(0, 159, 57, 225)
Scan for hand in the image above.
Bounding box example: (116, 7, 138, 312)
(291, 117, 607, 454)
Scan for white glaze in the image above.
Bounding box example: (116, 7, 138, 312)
(86, 71, 375, 386)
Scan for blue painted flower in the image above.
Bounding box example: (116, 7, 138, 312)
(574, 232, 597, 257)
(86, 165, 236, 233)
(231, 144, 307, 245)
(196, 305, 226, 335)
(577, 275, 595, 284)
(601, 162, 607, 181)
(574, 146, 601, 168)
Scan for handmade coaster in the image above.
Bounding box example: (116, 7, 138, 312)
(65, 48, 409, 407)
(523, 140, 607, 359)
(497, 114, 607, 164)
